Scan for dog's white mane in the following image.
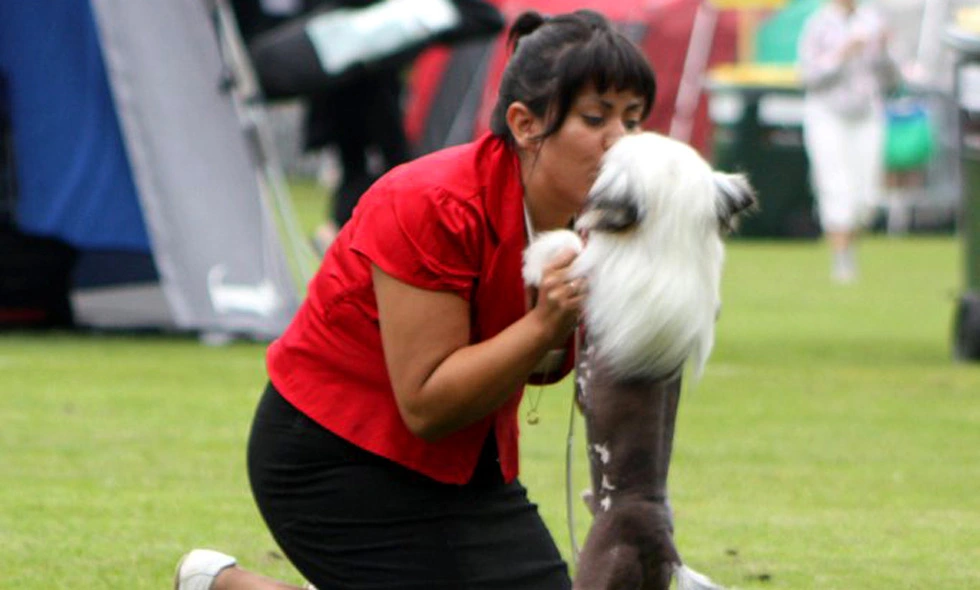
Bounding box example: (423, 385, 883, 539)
(524, 132, 749, 381)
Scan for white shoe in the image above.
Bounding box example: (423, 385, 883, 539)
(174, 549, 237, 590)
(831, 264, 857, 284)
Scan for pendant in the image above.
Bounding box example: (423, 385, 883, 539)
(526, 409, 540, 425)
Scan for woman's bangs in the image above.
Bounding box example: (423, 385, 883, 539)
(540, 30, 656, 137)
(578, 37, 656, 113)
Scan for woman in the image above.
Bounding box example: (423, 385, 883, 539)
(176, 9, 656, 590)
(798, 0, 899, 283)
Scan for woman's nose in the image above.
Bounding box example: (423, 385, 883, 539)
(602, 121, 628, 151)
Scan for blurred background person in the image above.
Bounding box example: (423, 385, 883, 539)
(798, 0, 900, 283)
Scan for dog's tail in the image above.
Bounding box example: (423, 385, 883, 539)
(675, 564, 726, 590)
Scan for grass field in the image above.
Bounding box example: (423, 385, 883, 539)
(1, 183, 978, 588)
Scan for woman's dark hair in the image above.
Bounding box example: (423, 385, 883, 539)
(489, 10, 657, 143)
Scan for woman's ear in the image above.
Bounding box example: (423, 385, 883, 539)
(506, 102, 543, 150)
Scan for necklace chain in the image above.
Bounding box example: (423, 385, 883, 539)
(526, 384, 545, 425)
(523, 199, 545, 424)
(523, 199, 536, 242)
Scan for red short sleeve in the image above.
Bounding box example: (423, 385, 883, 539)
(350, 182, 484, 299)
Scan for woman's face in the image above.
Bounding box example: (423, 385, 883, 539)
(524, 87, 648, 226)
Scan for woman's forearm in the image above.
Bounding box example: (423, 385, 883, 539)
(404, 310, 564, 441)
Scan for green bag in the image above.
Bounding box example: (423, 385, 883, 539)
(884, 97, 936, 171)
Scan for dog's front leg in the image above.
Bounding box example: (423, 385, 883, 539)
(575, 502, 679, 590)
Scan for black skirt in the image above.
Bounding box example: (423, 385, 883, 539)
(247, 382, 571, 589)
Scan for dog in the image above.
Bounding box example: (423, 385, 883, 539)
(523, 132, 756, 590)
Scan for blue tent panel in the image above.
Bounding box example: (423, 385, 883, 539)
(0, 0, 149, 251)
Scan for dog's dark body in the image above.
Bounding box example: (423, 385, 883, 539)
(522, 133, 754, 590)
(573, 336, 683, 590)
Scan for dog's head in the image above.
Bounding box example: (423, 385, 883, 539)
(575, 132, 756, 239)
(569, 132, 756, 381)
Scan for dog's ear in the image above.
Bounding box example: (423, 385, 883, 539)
(713, 172, 757, 233)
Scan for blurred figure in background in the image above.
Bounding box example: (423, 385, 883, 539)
(798, 0, 900, 283)
(307, 64, 409, 250)
(229, 0, 410, 253)
(231, 0, 504, 254)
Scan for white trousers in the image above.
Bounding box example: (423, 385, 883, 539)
(803, 100, 885, 233)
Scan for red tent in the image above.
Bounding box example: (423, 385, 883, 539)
(404, 0, 740, 158)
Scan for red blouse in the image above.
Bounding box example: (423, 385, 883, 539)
(267, 132, 574, 484)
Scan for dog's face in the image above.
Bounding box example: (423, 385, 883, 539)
(575, 133, 755, 238)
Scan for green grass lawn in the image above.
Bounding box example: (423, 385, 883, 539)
(1, 210, 979, 587)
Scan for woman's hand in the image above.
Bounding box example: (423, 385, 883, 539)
(528, 248, 587, 348)
(839, 36, 866, 61)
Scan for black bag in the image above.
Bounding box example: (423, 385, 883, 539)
(0, 230, 76, 328)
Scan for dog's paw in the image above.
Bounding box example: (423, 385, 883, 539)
(522, 230, 584, 286)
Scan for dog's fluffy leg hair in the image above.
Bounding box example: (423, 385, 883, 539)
(675, 564, 727, 590)
(521, 230, 584, 286)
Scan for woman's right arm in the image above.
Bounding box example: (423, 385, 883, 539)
(374, 249, 583, 441)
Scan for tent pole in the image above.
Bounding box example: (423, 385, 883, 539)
(211, 0, 318, 288)
(669, 0, 720, 143)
